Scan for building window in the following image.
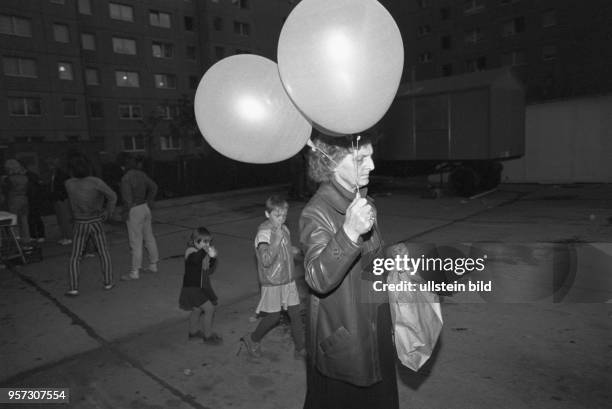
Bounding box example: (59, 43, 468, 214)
(89, 101, 103, 118)
(440, 8, 450, 20)
(119, 104, 142, 119)
(184, 16, 194, 31)
(418, 52, 432, 64)
(233, 21, 250, 36)
(78, 0, 92, 15)
(53, 24, 70, 43)
(501, 50, 526, 66)
(62, 98, 78, 117)
(81, 33, 96, 50)
(542, 45, 557, 61)
(152, 41, 173, 58)
(186, 45, 196, 60)
(189, 75, 199, 89)
(0, 15, 32, 37)
(3, 57, 37, 78)
(109, 3, 134, 22)
(8, 97, 41, 116)
(418, 0, 429, 9)
(232, 0, 250, 9)
(502, 17, 525, 37)
(154, 74, 177, 89)
(85, 68, 99, 85)
(440, 35, 451, 50)
(500, 0, 519, 4)
(58, 62, 73, 80)
(150, 10, 171, 28)
(464, 28, 483, 43)
(66, 135, 80, 142)
(157, 104, 177, 120)
(465, 56, 487, 72)
(213, 17, 223, 31)
(113, 37, 137, 55)
(417, 25, 431, 38)
(464, 0, 485, 15)
(542, 10, 556, 28)
(234, 49, 250, 55)
(123, 135, 145, 151)
(214, 46, 225, 60)
(115, 71, 139, 87)
(441, 63, 453, 76)
(160, 134, 181, 150)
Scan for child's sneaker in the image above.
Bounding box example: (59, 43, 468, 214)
(64, 290, 79, 297)
(240, 334, 261, 357)
(103, 283, 115, 291)
(188, 330, 205, 340)
(203, 333, 223, 345)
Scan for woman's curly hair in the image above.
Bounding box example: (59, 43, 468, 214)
(307, 133, 373, 183)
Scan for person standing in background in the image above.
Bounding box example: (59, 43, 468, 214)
(64, 154, 117, 297)
(120, 154, 160, 281)
(22, 162, 46, 242)
(47, 157, 72, 245)
(2, 159, 31, 245)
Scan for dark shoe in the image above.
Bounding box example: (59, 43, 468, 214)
(239, 334, 261, 357)
(203, 333, 223, 345)
(64, 290, 79, 297)
(188, 330, 205, 340)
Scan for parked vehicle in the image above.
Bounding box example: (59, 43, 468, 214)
(376, 68, 525, 196)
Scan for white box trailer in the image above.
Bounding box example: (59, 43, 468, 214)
(503, 95, 612, 183)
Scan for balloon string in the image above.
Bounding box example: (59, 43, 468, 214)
(306, 139, 338, 167)
(352, 135, 361, 197)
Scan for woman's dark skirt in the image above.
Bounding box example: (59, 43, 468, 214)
(303, 303, 399, 409)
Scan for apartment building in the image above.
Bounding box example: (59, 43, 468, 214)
(0, 0, 297, 171)
(387, 0, 612, 102)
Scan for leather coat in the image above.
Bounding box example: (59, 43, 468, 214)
(299, 179, 386, 386)
(255, 220, 294, 287)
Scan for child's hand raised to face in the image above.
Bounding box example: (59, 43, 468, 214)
(195, 237, 212, 250)
(207, 246, 218, 258)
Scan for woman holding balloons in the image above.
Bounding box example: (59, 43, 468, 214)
(299, 134, 398, 409)
(194, 0, 404, 404)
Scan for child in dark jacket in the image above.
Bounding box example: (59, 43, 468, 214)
(179, 227, 222, 345)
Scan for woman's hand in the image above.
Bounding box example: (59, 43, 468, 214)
(343, 195, 375, 243)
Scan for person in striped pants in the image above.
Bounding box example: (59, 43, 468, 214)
(64, 154, 117, 297)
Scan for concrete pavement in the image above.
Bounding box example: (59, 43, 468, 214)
(1, 181, 611, 409)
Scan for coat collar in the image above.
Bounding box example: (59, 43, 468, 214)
(319, 177, 370, 215)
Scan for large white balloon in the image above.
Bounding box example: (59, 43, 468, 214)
(194, 55, 311, 163)
(278, 0, 404, 136)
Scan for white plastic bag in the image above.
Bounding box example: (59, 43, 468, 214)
(388, 269, 443, 371)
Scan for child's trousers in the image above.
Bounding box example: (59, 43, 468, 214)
(252, 304, 305, 350)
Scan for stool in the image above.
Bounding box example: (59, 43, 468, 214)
(0, 212, 26, 265)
